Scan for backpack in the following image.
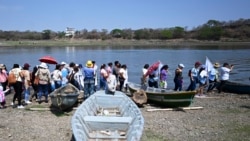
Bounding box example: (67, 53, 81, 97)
(8, 72, 17, 84)
(188, 69, 192, 77)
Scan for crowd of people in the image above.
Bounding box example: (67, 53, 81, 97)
(0, 59, 234, 109)
(0, 60, 129, 109)
(141, 61, 234, 98)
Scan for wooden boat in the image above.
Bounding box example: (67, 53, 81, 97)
(219, 81, 250, 94)
(71, 90, 144, 141)
(49, 83, 80, 110)
(127, 82, 196, 108)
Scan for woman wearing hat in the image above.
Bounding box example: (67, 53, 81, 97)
(207, 62, 220, 93)
(174, 64, 185, 91)
(35, 62, 51, 103)
(83, 60, 95, 100)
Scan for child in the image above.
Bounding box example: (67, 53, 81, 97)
(0, 85, 9, 108)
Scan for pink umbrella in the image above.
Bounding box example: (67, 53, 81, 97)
(39, 56, 58, 64)
(145, 61, 161, 77)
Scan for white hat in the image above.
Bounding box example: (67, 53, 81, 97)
(61, 61, 67, 65)
(178, 63, 185, 68)
(39, 62, 48, 69)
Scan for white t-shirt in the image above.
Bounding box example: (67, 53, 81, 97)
(220, 67, 230, 80)
(106, 74, 117, 92)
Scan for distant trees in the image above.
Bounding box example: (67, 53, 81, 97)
(0, 18, 250, 41)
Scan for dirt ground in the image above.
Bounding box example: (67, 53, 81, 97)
(0, 90, 249, 141)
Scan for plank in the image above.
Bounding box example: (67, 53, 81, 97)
(146, 106, 203, 112)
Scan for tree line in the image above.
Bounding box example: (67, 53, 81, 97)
(0, 18, 250, 41)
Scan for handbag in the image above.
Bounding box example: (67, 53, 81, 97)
(8, 73, 17, 85)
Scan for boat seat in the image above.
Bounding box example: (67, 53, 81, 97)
(84, 116, 133, 131)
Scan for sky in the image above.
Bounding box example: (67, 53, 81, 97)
(1, 0, 250, 32)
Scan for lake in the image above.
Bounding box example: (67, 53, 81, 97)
(1, 46, 250, 89)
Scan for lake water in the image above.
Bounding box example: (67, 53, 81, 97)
(1, 46, 250, 89)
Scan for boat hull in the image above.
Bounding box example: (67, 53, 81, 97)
(128, 82, 196, 108)
(220, 81, 250, 94)
(71, 90, 144, 141)
(50, 83, 80, 110)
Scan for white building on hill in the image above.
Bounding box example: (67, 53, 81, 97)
(65, 27, 75, 37)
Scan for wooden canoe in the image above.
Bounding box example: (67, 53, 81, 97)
(71, 90, 144, 141)
(49, 83, 80, 110)
(219, 81, 250, 94)
(127, 82, 196, 108)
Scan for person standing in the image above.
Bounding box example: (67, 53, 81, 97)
(141, 64, 149, 88)
(118, 64, 128, 91)
(186, 61, 201, 91)
(0, 64, 8, 92)
(52, 64, 62, 89)
(174, 64, 185, 91)
(159, 65, 169, 89)
(30, 66, 38, 101)
(218, 63, 234, 93)
(92, 61, 98, 92)
(207, 62, 220, 92)
(99, 64, 108, 90)
(36, 62, 51, 103)
(83, 60, 95, 100)
(10, 64, 24, 108)
(73, 66, 84, 90)
(60, 62, 69, 86)
(148, 68, 159, 88)
(196, 65, 208, 97)
(22, 63, 32, 104)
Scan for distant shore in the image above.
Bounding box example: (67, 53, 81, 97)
(1, 39, 250, 47)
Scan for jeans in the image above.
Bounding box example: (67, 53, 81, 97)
(174, 78, 183, 91)
(24, 87, 31, 102)
(38, 84, 49, 100)
(99, 77, 106, 90)
(186, 77, 198, 91)
(54, 81, 62, 89)
(84, 78, 95, 99)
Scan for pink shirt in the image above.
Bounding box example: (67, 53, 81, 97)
(0, 70, 8, 82)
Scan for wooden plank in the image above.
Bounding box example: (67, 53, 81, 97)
(29, 108, 53, 111)
(146, 106, 203, 112)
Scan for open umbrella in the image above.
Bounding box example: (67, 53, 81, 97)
(39, 56, 57, 64)
(145, 61, 161, 77)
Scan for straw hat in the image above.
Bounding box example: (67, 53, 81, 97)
(86, 60, 93, 68)
(214, 62, 220, 68)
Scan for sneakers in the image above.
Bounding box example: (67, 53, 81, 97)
(11, 102, 14, 106)
(195, 94, 207, 98)
(25, 101, 32, 104)
(17, 105, 25, 109)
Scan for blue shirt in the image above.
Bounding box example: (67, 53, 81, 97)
(83, 67, 94, 78)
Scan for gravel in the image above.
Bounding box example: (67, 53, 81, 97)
(0, 91, 249, 141)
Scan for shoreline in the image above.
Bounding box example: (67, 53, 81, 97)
(1, 39, 250, 47)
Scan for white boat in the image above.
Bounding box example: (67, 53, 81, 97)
(71, 90, 144, 141)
